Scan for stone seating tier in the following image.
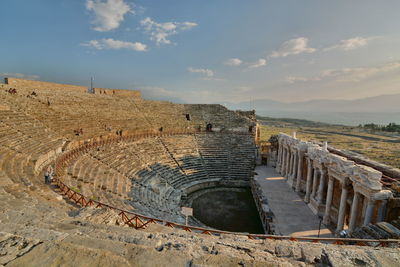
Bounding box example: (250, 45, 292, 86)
(59, 133, 255, 222)
(1, 83, 254, 144)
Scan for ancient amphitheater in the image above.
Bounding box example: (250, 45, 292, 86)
(1, 78, 400, 266)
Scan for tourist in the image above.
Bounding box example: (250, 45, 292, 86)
(44, 171, 49, 184)
(47, 165, 54, 183)
(44, 169, 51, 184)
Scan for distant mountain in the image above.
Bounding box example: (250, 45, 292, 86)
(226, 94, 400, 113)
(223, 94, 400, 125)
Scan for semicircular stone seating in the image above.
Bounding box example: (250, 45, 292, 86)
(0, 79, 256, 226)
(62, 133, 256, 224)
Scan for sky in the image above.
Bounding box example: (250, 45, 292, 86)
(1, 0, 400, 104)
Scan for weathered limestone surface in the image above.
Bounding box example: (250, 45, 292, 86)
(1, 195, 399, 267)
(0, 79, 399, 266)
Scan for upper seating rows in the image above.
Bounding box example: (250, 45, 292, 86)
(1, 83, 254, 142)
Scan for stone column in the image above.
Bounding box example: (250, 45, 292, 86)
(295, 152, 304, 192)
(288, 152, 295, 184)
(377, 200, 387, 223)
(291, 152, 298, 185)
(287, 151, 293, 178)
(277, 145, 282, 171)
(363, 198, 375, 226)
(323, 176, 334, 224)
(304, 159, 313, 203)
(311, 168, 319, 199)
(280, 148, 286, 175)
(336, 182, 349, 232)
(285, 148, 290, 177)
(317, 168, 326, 205)
(348, 191, 361, 233)
(275, 146, 280, 171)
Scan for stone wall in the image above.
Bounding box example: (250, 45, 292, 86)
(93, 87, 141, 99)
(235, 110, 256, 121)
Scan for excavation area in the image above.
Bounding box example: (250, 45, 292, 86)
(190, 188, 264, 234)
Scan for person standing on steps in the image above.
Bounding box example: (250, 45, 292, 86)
(44, 170, 50, 184)
(48, 165, 54, 183)
(44, 165, 53, 184)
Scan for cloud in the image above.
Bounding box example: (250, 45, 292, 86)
(140, 17, 197, 45)
(324, 37, 370, 51)
(271, 37, 316, 58)
(322, 62, 400, 82)
(188, 67, 214, 77)
(0, 72, 40, 80)
(286, 61, 400, 84)
(248, 58, 267, 68)
(82, 38, 147, 51)
(224, 58, 242, 66)
(286, 76, 317, 84)
(86, 0, 132, 32)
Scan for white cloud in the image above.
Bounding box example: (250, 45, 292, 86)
(86, 0, 132, 32)
(140, 17, 197, 45)
(188, 67, 214, 77)
(82, 38, 147, 51)
(324, 37, 370, 51)
(271, 37, 316, 58)
(224, 58, 242, 66)
(248, 58, 267, 68)
(286, 61, 400, 84)
(0, 72, 40, 80)
(322, 62, 400, 82)
(286, 76, 317, 84)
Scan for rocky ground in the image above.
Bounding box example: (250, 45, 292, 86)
(0, 183, 400, 267)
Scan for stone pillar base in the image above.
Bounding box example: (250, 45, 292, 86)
(308, 198, 325, 216)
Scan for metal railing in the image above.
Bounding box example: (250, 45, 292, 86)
(52, 130, 400, 248)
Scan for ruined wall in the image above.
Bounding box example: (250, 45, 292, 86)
(275, 133, 395, 233)
(184, 104, 256, 132)
(327, 146, 400, 179)
(94, 87, 141, 99)
(235, 110, 256, 121)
